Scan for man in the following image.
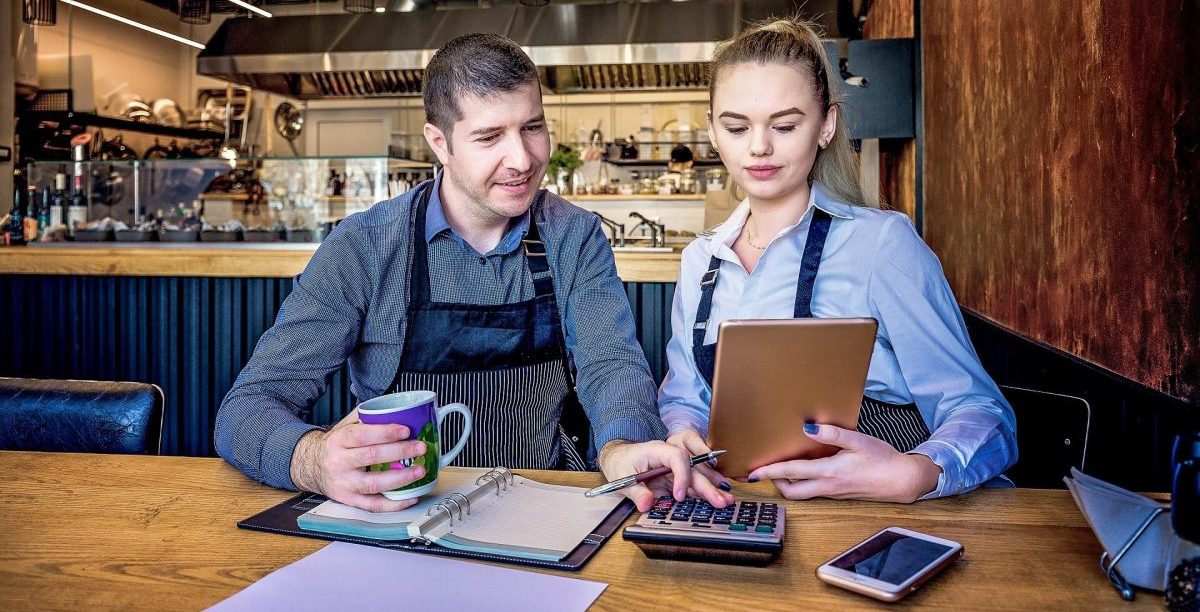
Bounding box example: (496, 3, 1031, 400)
(215, 33, 733, 513)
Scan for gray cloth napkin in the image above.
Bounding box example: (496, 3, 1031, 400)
(1064, 467, 1172, 591)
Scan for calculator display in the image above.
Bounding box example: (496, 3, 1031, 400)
(830, 530, 954, 586)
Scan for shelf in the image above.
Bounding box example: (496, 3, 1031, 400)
(605, 158, 725, 167)
(24, 111, 224, 141)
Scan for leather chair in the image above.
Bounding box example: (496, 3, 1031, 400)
(0, 377, 164, 455)
(1001, 385, 1091, 488)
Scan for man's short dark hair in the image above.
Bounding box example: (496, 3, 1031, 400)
(423, 33, 540, 140)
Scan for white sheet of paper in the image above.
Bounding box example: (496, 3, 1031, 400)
(207, 541, 607, 612)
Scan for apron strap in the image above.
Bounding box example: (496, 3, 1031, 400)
(794, 208, 832, 318)
(692, 255, 722, 350)
(522, 196, 591, 461)
(521, 194, 555, 299)
(409, 182, 435, 304)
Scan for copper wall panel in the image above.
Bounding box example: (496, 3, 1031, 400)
(922, 1, 1200, 402)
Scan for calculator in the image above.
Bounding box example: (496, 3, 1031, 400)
(622, 496, 785, 566)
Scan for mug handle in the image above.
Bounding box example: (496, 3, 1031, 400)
(436, 403, 472, 467)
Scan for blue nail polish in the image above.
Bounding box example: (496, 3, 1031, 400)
(803, 422, 819, 435)
(718, 481, 732, 492)
(747, 476, 759, 483)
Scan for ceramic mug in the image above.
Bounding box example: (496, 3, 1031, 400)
(357, 390, 472, 500)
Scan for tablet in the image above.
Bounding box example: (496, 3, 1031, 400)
(706, 318, 877, 479)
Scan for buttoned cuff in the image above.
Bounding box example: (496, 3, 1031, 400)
(262, 420, 323, 491)
(665, 418, 709, 439)
(909, 438, 966, 500)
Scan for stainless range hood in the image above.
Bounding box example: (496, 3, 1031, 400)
(197, 0, 838, 99)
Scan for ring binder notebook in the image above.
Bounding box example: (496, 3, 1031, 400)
(238, 467, 635, 571)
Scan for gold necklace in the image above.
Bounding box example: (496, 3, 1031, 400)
(745, 216, 768, 250)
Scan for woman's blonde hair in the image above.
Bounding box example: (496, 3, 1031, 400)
(709, 18, 876, 208)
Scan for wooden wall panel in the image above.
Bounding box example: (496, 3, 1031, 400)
(922, 1, 1200, 403)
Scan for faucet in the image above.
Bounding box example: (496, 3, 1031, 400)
(594, 212, 625, 247)
(628, 211, 665, 248)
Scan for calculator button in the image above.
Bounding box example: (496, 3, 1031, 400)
(755, 525, 776, 533)
(728, 523, 748, 531)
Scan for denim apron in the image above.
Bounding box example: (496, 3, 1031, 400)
(692, 208, 931, 453)
(388, 184, 588, 470)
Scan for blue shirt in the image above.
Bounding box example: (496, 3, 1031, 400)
(658, 183, 1017, 498)
(216, 176, 665, 490)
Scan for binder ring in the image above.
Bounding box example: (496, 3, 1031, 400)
(444, 497, 465, 521)
(476, 467, 515, 492)
(426, 502, 454, 526)
(448, 492, 471, 515)
(476, 473, 502, 493)
(495, 466, 514, 488)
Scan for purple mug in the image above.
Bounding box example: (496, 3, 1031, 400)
(357, 390, 472, 500)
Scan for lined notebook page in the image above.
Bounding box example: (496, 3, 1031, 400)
(429, 477, 624, 555)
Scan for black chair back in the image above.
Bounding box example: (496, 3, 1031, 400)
(1001, 385, 1090, 488)
(0, 377, 164, 455)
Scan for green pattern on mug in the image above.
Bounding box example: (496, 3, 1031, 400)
(367, 422, 440, 489)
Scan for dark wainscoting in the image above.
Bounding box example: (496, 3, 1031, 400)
(0, 275, 677, 459)
(964, 309, 1199, 492)
(2, 274, 1193, 492)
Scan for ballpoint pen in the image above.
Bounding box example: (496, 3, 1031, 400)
(583, 449, 727, 497)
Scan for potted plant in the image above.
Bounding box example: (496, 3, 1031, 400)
(547, 145, 583, 194)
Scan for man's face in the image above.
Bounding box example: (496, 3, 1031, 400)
(424, 82, 550, 223)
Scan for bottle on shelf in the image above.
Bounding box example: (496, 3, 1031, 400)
(8, 172, 28, 246)
(23, 182, 39, 242)
(67, 183, 89, 236)
(50, 171, 66, 228)
(37, 186, 52, 236)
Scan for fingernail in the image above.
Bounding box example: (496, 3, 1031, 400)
(747, 476, 759, 483)
(803, 422, 819, 435)
(415, 442, 426, 455)
(707, 459, 719, 468)
(412, 466, 426, 478)
(718, 481, 732, 492)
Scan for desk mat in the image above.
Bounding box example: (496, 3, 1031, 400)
(238, 492, 635, 572)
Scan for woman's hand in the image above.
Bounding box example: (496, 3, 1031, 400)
(746, 423, 942, 503)
(665, 429, 735, 495)
(596, 440, 734, 511)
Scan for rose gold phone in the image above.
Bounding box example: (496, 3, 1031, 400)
(816, 527, 963, 602)
(706, 318, 877, 478)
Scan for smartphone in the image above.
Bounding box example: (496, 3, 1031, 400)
(816, 527, 963, 602)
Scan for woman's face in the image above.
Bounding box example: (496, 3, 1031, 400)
(708, 61, 837, 205)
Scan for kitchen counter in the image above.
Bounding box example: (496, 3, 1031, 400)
(0, 242, 682, 283)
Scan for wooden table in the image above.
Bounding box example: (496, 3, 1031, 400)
(0, 451, 1154, 611)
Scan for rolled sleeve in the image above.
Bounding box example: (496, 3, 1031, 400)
(868, 216, 1018, 498)
(561, 217, 666, 449)
(214, 222, 375, 489)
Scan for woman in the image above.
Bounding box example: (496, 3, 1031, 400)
(660, 18, 1017, 503)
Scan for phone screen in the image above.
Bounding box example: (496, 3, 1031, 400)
(830, 530, 953, 586)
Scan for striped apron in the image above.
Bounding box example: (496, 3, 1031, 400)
(692, 208, 931, 453)
(389, 184, 588, 471)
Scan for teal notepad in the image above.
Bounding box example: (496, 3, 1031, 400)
(296, 467, 624, 562)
